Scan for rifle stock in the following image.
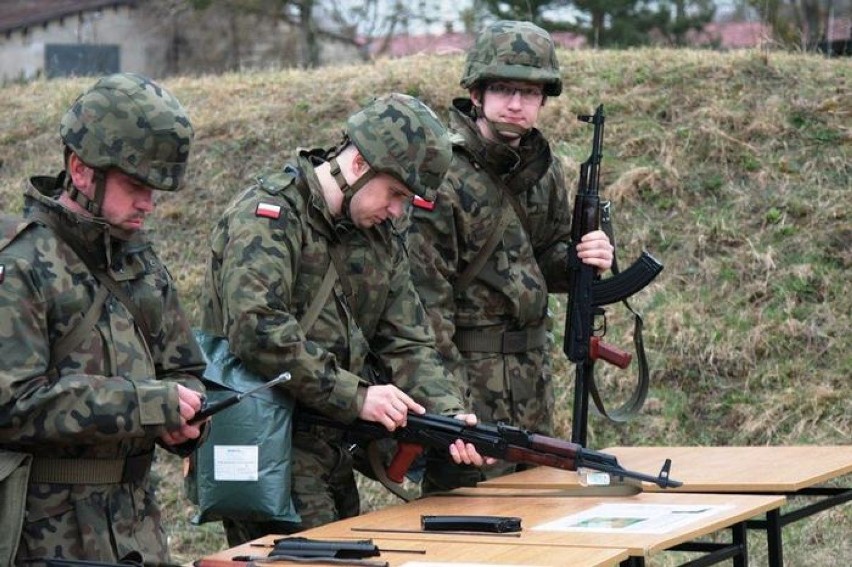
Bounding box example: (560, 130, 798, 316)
(299, 409, 681, 489)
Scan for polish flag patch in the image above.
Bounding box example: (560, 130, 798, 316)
(412, 195, 435, 211)
(255, 202, 281, 219)
(0, 264, 4, 284)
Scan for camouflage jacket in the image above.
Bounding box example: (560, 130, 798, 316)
(200, 151, 464, 426)
(0, 176, 206, 563)
(407, 99, 573, 378)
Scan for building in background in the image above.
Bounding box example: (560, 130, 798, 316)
(0, 0, 364, 84)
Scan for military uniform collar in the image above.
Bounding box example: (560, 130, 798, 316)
(26, 174, 147, 266)
(295, 151, 354, 240)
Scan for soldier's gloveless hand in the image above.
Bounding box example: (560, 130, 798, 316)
(159, 383, 205, 446)
(359, 384, 425, 431)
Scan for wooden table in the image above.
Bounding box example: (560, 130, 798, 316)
(479, 446, 852, 567)
(195, 533, 630, 566)
(294, 490, 785, 567)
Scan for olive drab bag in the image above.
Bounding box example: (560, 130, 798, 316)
(186, 251, 339, 525)
(186, 330, 300, 524)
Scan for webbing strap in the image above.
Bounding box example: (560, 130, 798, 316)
(299, 260, 336, 333)
(32, 211, 155, 353)
(454, 204, 513, 295)
(49, 285, 110, 371)
(453, 324, 547, 354)
(29, 453, 153, 484)
(588, 201, 649, 422)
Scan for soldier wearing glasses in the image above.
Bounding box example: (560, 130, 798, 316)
(406, 21, 615, 492)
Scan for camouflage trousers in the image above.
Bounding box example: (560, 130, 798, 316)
(16, 481, 168, 565)
(224, 428, 359, 546)
(422, 345, 554, 495)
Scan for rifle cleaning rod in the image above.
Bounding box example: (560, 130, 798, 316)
(350, 527, 522, 538)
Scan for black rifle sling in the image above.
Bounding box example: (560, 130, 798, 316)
(32, 211, 156, 368)
(589, 201, 649, 422)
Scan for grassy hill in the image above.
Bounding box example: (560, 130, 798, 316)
(1, 48, 849, 565)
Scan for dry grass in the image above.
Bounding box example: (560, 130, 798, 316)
(1, 48, 849, 565)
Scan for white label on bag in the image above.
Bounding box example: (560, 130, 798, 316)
(213, 445, 259, 481)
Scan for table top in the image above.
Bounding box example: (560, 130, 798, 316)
(196, 534, 630, 567)
(479, 445, 852, 493)
(293, 490, 785, 557)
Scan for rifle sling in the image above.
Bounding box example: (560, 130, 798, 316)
(32, 211, 156, 361)
(589, 202, 649, 422)
(454, 203, 512, 294)
(454, 155, 529, 295)
(366, 442, 418, 503)
(291, 170, 357, 317)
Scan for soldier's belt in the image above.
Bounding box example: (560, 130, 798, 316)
(453, 324, 547, 354)
(29, 452, 153, 485)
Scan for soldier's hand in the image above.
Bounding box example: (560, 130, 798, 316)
(160, 384, 205, 446)
(359, 384, 425, 432)
(576, 229, 614, 272)
(448, 414, 497, 467)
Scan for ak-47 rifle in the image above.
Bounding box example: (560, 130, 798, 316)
(565, 105, 664, 445)
(299, 409, 681, 489)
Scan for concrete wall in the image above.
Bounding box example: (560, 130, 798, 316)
(0, 4, 365, 84)
(0, 5, 159, 82)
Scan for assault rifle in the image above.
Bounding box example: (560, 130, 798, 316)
(299, 409, 681, 489)
(565, 104, 663, 445)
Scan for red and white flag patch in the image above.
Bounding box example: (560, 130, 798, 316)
(0, 264, 4, 284)
(412, 195, 435, 211)
(256, 202, 281, 219)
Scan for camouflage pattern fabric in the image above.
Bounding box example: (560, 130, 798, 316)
(407, 100, 575, 488)
(347, 93, 452, 202)
(201, 152, 464, 539)
(60, 73, 193, 192)
(459, 20, 562, 97)
(0, 179, 206, 564)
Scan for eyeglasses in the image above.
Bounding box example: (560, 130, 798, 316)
(485, 83, 544, 103)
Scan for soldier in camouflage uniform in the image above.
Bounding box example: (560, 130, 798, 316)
(406, 21, 615, 491)
(0, 73, 207, 565)
(201, 93, 486, 545)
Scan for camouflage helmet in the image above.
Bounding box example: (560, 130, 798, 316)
(460, 20, 562, 97)
(345, 93, 451, 201)
(60, 72, 193, 192)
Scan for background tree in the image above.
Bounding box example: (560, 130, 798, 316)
(739, 0, 845, 50)
(474, 0, 715, 47)
(186, 0, 445, 67)
(475, 0, 563, 24)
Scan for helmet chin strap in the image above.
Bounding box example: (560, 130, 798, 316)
(329, 157, 376, 221)
(64, 168, 107, 217)
(487, 119, 527, 141)
(471, 100, 530, 144)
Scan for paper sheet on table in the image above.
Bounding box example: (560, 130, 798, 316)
(532, 503, 734, 534)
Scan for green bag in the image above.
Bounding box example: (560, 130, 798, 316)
(188, 330, 300, 524)
(0, 449, 32, 565)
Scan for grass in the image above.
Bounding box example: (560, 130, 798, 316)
(1, 47, 849, 565)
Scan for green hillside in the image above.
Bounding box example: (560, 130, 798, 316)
(1, 48, 849, 565)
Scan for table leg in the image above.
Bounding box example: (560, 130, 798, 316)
(765, 508, 783, 567)
(732, 521, 748, 567)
